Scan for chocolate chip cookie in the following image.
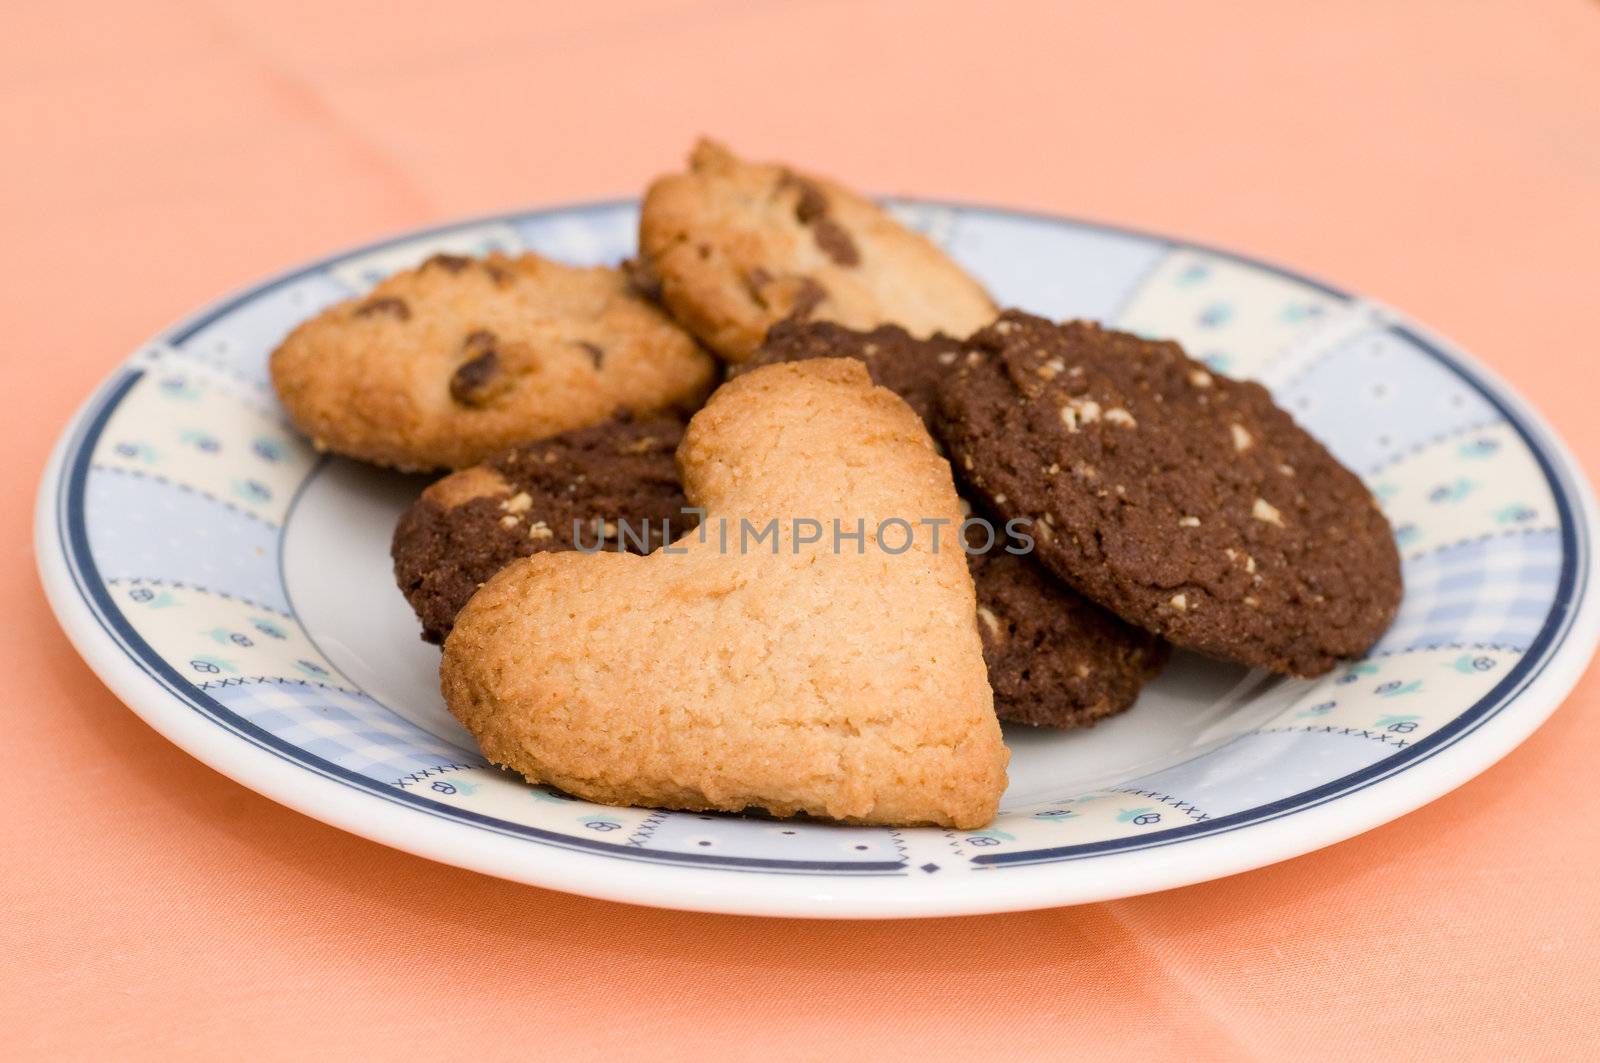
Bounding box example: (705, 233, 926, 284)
(743, 319, 1171, 727)
(638, 139, 997, 362)
(271, 252, 717, 471)
(938, 311, 1402, 677)
(392, 415, 693, 642)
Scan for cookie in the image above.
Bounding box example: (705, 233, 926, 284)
(969, 539, 1170, 729)
(441, 359, 1009, 828)
(638, 139, 997, 362)
(938, 311, 1402, 677)
(392, 416, 692, 643)
(740, 318, 1171, 726)
(731, 318, 960, 425)
(270, 252, 718, 470)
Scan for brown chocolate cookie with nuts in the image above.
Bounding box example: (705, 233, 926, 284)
(271, 251, 717, 471)
(739, 318, 1170, 727)
(638, 139, 997, 363)
(392, 415, 694, 643)
(730, 318, 963, 425)
(937, 311, 1402, 677)
(968, 541, 1170, 729)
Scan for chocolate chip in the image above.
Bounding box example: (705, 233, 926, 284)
(790, 277, 826, 320)
(450, 330, 504, 406)
(745, 267, 773, 308)
(621, 256, 662, 301)
(425, 253, 472, 274)
(780, 171, 830, 223)
(811, 217, 860, 267)
(450, 350, 501, 406)
(354, 296, 410, 321)
(485, 261, 514, 287)
(578, 341, 604, 369)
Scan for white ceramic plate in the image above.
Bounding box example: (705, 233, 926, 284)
(37, 201, 1600, 918)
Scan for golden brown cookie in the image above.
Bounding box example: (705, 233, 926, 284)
(738, 318, 1171, 728)
(441, 359, 1009, 828)
(270, 252, 718, 470)
(638, 139, 997, 363)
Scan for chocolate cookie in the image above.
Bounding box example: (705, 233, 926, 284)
(742, 319, 1170, 727)
(969, 541, 1170, 729)
(271, 252, 717, 471)
(732, 319, 960, 425)
(938, 312, 1402, 677)
(392, 416, 693, 642)
(638, 139, 997, 362)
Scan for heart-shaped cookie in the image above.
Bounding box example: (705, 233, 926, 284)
(441, 359, 1009, 828)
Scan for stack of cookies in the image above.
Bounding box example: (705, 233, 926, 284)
(270, 140, 1401, 829)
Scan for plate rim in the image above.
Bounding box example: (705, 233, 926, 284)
(35, 199, 1600, 918)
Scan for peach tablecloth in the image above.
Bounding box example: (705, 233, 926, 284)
(7, 2, 1600, 1058)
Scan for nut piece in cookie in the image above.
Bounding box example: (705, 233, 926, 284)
(639, 139, 997, 362)
(442, 359, 1009, 828)
(392, 416, 693, 643)
(939, 312, 1402, 677)
(741, 318, 1171, 727)
(270, 252, 717, 471)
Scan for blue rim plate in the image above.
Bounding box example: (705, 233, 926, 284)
(36, 200, 1600, 917)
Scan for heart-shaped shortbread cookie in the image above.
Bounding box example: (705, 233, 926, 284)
(441, 359, 1009, 828)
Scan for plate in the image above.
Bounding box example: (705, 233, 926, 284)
(36, 201, 1600, 918)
